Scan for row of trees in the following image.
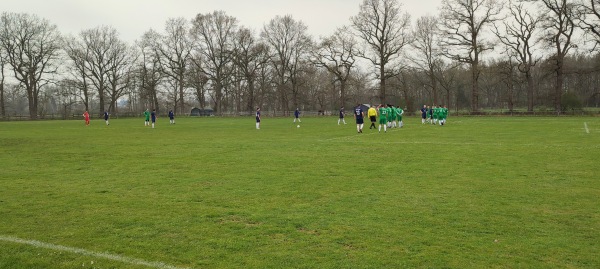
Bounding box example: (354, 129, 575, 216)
(1, 0, 599, 119)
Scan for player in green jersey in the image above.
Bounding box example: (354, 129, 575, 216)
(441, 105, 448, 126)
(378, 104, 388, 133)
(143, 109, 150, 126)
(445, 106, 449, 124)
(396, 106, 404, 128)
(389, 105, 397, 128)
(385, 105, 392, 128)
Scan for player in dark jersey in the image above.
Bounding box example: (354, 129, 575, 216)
(354, 104, 364, 133)
(103, 111, 109, 126)
(151, 109, 157, 128)
(255, 107, 261, 129)
(338, 107, 346, 125)
(168, 110, 175, 124)
(293, 108, 301, 123)
(428, 105, 434, 124)
(421, 105, 427, 124)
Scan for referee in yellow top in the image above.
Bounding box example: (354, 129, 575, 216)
(368, 105, 378, 129)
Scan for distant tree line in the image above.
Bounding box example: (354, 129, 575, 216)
(0, 0, 599, 119)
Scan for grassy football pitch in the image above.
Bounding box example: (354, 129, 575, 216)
(0, 116, 599, 268)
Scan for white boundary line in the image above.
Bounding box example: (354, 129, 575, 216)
(584, 122, 590, 134)
(328, 140, 493, 145)
(0, 235, 189, 269)
(319, 139, 599, 149)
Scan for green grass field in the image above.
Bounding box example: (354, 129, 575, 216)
(0, 116, 599, 268)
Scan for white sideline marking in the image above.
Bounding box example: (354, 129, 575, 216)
(323, 140, 493, 146)
(584, 122, 590, 134)
(0, 235, 188, 269)
(321, 139, 599, 149)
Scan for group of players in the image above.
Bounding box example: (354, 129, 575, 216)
(342, 104, 405, 133)
(141, 109, 176, 128)
(420, 105, 449, 126)
(82, 110, 111, 126)
(339, 103, 449, 133)
(83, 104, 447, 131)
(82, 109, 176, 128)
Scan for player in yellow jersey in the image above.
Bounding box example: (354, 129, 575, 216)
(368, 105, 378, 129)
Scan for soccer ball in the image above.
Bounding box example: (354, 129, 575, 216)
(297, 125, 300, 128)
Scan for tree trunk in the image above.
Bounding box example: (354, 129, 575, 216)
(380, 63, 386, 104)
(526, 71, 534, 112)
(246, 79, 255, 112)
(340, 79, 346, 109)
(402, 87, 411, 111)
(27, 86, 38, 120)
(153, 95, 159, 113)
(430, 70, 438, 105)
(196, 84, 206, 110)
(98, 83, 105, 117)
(235, 78, 241, 113)
(555, 56, 563, 114)
(278, 83, 288, 115)
(471, 61, 479, 113)
(179, 75, 185, 115)
(0, 79, 4, 118)
(508, 74, 514, 112)
(215, 83, 222, 114)
(292, 84, 298, 111)
(152, 89, 159, 113)
(281, 87, 288, 116)
(0, 63, 4, 118)
(446, 91, 451, 110)
(83, 78, 90, 112)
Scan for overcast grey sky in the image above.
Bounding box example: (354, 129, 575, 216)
(3, 0, 443, 42)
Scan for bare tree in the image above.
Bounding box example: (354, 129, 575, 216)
(153, 18, 193, 115)
(493, 1, 542, 112)
(187, 59, 209, 110)
(351, 0, 412, 104)
(0, 48, 6, 118)
(54, 79, 80, 119)
(254, 55, 273, 110)
(64, 36, 93, 111)
(106, 42, 136, 114)
(579, 0, 600, 48)
(495, 59, 519, 112)
(190, 11, 238, 114)
(440, 0, 502, 113)
(233, 26, 269, 112)
(411, 15, 442, 105)
(73, 26, 128, 116)
(261, 15, 313, 113)
(0, 12, 61, 119)
(436, 63, 460, 110)
(137, 30, 164, 112)
(66, 30, 135, 115)
(539, 0, 578, 113)
(303, 67, 331, 111)
(312, 27, 357, 109)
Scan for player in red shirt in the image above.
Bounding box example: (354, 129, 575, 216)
(83, 111, 90, 126)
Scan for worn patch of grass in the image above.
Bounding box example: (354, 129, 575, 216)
(0, 116, 599, 268)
